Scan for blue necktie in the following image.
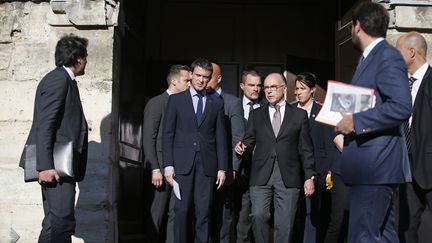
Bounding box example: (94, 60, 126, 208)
(196, 93, 204, 123)
(356, 55, 365, 71)
(403, 77, 417, 154)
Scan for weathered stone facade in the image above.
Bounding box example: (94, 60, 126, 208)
(1, 0, 432, 242)
(385, 0, 432, 63)
(0, 1, 118, 242)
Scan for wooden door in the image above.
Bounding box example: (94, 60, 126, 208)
(335, 0, 369, 83)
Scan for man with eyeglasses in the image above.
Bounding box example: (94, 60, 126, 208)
(235, 73, 316, 243)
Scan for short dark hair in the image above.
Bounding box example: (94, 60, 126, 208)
(191, 57, 213, 73)
(295, 72, 317, 89)
(241, 69, 261, 83)
(352, 2, 389, 38)
(55, 34, 88, 67)
(166, 64, 190, 85)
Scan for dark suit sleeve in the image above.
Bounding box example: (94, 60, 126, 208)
(228, 99, 245, 171)
(298, 111, 316, 180)
(354, 48, 412, 134)
(242, 109, 256, 150)
(143, 97, 163, 170)
(36, 75, 68, 171)
(162, 96, 176, 168)
(216, 101, 229, 171)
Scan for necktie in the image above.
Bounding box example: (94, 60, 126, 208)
(196, 93, 204, 123)
(248, 101, 255, 113)
(272, 104, 281, 136)
(356, 55, 365, 71)
(403, 77, 416, 154)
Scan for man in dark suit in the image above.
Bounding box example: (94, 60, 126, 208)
(235, 69, 263, 243)
(396, 31, 432, 243)
(162, 57, 228, 243)
(335, 3, 412, 243)
(142, 64, 191, 243)
(235, 73, 316, 243)
(207, 62, 245, 243)
(19, 34, 89, 243)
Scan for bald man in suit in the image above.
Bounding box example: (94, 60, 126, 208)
(236, 73, 315, 243)
(396, 32, 432, 243)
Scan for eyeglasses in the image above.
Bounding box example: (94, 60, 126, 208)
(263, 84, 285, 92)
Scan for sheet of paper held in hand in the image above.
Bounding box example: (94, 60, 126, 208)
(315, 80, 376, 126)
(173, 179, 181, 200)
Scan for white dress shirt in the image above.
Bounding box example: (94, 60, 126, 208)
(409, 62, 429, 125)
(268, 100, 286, 124)
(242, 96, 261, 120)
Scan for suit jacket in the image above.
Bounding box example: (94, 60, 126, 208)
(143, 91, 169, 171)
(292, 101, 331, 176)
(237, 97, 266, 174)
(411, 66, 432, 190)
(340, 40, 412, 185)
(162, 89, 228, 177)
(219, 91, 245, 172)
(19, 67, 88, 182)
(242, 101, 315, 188)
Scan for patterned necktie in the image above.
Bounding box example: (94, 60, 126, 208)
(272, 104, 281, 136)
(196, 93, 204, 123)
(248, 101, 254, 113)
(403, 77, 417, 154)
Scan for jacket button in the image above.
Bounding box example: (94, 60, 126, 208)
(193, 142, 197, 146)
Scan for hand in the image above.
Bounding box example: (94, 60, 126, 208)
(335, 110, 354, 135)
(152, 170, 163, 188)
(333, 134, 344, 152)
(304, 179, 315, 197)
(216, 170, 226, 190)
(235, 142, 247, 155)
(38, 169, 60, 185)
(164, 170, 175, 187)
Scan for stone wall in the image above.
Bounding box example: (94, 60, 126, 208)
(385, 1, 432, 63)
(0, 1, 116, 242)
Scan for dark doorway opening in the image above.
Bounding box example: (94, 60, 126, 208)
(114, 0, 360, 241)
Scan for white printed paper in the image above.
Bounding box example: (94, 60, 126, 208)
(173, 179, 181, 200)
(315, 80, 376, 126)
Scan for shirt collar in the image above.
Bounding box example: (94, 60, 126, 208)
(297, 100, 313, 111)
(216, 87, 222, 95)
(62, 66, 75, 80)
(243, 96, 254, 106)
(362, 37, 385, 59)
(411, 62, 429, 81)
(270, 99, 286, 109)
(166, 89, 173, 96)
(189, 87, 206, 97)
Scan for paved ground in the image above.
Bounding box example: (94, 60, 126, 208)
(0, 157, 110, 243)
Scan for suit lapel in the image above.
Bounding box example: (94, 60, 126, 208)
(183, 91, 198, 127)
(352, 41, 386, 84)
(309, 102, 319, 129)
(413, 66, 432, 112)
(277, 101, 291, 138)
(198, 94, 213, 127)
(262, 105, 275, 138)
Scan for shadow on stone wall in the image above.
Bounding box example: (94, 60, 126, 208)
(74, 114, 111, 242)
